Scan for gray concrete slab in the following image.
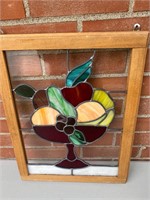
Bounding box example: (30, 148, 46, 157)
(0, 160, 150, 200)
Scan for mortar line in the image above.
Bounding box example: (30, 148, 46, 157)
(120, 96, 126, 115)
(125, 49, 131, 73)
(137, 114, 150, 117)
(135, 145, 147, 158)
(135, 131, 150, 133)
(77, 19, 83, 32)
(38, 52, 46, 76)
(112, 132, 117, 146)
(0, 11, 149, 26)
(140, 96, 150, 99)
(12, 72, 129, 81)
(91, 73, 128, 78)
(0, 133, 10, 135)
(22, 0, 31, 18)
(128, 0, 135, 13)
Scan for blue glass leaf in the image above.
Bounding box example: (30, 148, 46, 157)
(66, 55, 94, 87)
(47, 86, 77, 118)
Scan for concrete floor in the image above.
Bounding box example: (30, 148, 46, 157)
(0, 160, 150, 200)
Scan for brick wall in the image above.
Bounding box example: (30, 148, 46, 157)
(0, 0, 149, 162)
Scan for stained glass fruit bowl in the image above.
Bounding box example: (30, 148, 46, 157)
(14, 54, 115, 169)
(33, 125, 107, 168)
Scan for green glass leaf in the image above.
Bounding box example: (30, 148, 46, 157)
(77, 113, 107, 126)
(99, 109, 115, 127)
(73, 67, 91, 86)
(92, 89, 114, 110)
(47, 86, 77, 118)
(69, 130, 86, 146)
(14, 84, 36, 98)
(66, 55, 94, 87)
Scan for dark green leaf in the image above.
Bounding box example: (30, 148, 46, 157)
(14, 84, 36, 98)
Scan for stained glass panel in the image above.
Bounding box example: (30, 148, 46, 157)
(61, 82, 93, 107)
(66, 56, 93, 87)
(33, 126, 70, 143)
(31, 107, 59, 125)
(33, 90, 48, 109)
(76, 101, 106, 122)
(11, 50, 117, 172)
(47, 86, 77, 118)
(92, 89, 114, 110)
(99, 109, 115, 127)
(14, 84, 35, 98)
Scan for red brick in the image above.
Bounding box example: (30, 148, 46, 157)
(0, 120, 9, 133)
(133, 133, 150, 145)
(88, 133, 114, 146)
(141, 76, 150, 96)
(83, 147, 120, 158)
(141, 147, 150, 157)
(131, 147, 140, 158)
(44, 50, 127, 76)
(138, 98, 150, 115)
(107, 127, 150, 146)
(0, 148, 15, 158)
(16, 101, 34, 117)
(115, 99, 123, 115)
(83, 17, 150, 32)
(0, 134, 12, 146)
(7, 55, 42, 77)
(23, 133, 52, 147)
(136, 118, 150, 131)
(109, 117, 123, 129)
(44, 54, 68, 76)
(0, 102, 5, 117)
(0, 0, 25, 20)
(69, 51, 127, 74)
(89, 77, 127, 92)
(115, 133, 122, 146)
(12, 79, 65, 91)
(1, 22, 77, 34)
(26, 147, 67, 159)
(144, 48, 150, 72)
(110, 92, 126, 98)
(20, 118, 32, 129)
(29, 0, 129, 18)
(134, 0, 150, 11)
(52, 142, 65, 147)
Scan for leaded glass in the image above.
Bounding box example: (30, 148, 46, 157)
(61, 82, 93, 106)
(14, 51, 115, 170)
(14, 84, 35, 98)
(33, 90, 48, 109)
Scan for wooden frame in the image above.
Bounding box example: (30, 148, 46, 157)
(0, 32, 148, 183)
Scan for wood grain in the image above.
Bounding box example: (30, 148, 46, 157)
(0, 51, 28, 176)
(0, 32, 148, 183)
(118, 48, 148, 180)
(0, 32, 148, 50)
(22, 174, 126, 183)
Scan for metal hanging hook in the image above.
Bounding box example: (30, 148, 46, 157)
(133, 23, 141, 31)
